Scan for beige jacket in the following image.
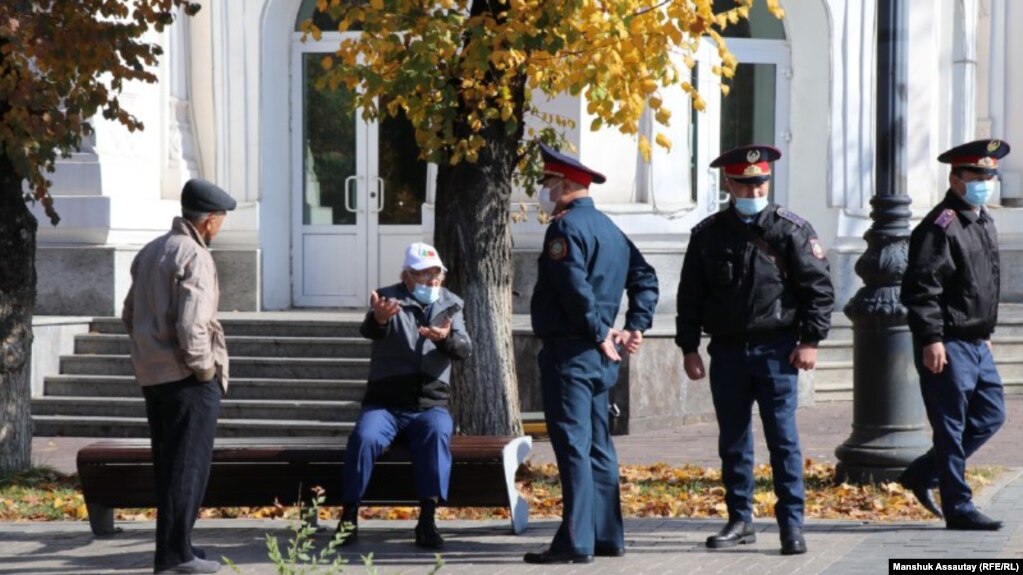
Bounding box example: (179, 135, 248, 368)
(122, 217, 229, 393)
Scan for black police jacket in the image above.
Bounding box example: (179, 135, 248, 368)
(674, 204, 835, 354)
(901, 190, 1000, 344)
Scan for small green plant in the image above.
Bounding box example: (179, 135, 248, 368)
(222, 486, 443, 574)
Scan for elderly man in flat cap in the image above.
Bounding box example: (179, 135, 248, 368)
(675, 145, 834, 555)
(122, 178, 236, 574)
(899, 139, 1011, 531)
(524, 143, 659, 565)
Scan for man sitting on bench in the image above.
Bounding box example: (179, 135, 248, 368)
(338, 242, 472, 549)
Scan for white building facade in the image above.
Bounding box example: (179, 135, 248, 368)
(32, 0, 1023, 316)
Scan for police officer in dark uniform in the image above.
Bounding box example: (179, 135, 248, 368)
(898, 139, 1010, 531)
(675, 145, 834, 555)
(524, 143, 659, 565)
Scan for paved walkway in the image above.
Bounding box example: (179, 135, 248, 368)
(6, 397, 1023, 573)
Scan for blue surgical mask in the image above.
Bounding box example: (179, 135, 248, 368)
(963, 180, 996, 207)
(734, 196, 769, 216)
(411, 284, 440, 305)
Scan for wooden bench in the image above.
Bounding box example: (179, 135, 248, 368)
(77, 435, 532, 537)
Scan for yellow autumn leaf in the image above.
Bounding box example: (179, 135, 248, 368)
(638, 134, 652, 162)
(654, 132, 672, 151)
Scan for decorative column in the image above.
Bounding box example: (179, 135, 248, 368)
(834, 0, 930, 483)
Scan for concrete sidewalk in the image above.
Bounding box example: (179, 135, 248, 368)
(7, 397, 1023, 573)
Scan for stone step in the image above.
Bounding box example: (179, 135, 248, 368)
(59, 355, 371, 380)
(816, 337, 1023, 363)
(31, 414, 353, 438)
(75, 334, 372, 358)
(31, 396, 362, 422)
(43, 375, 367, 401)
(90, 317, 365, 338)
(814, 370, 1023, 403)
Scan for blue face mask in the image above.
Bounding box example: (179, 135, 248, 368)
(963, 180, 996, 207)
(411, 284, 440, 305)
(734, 196, 769, 217)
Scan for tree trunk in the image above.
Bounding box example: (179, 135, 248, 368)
(434, 114, 525, 437)
(0, 156, 37, 474)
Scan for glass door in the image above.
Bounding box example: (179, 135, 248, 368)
(292, 37, 427, 307)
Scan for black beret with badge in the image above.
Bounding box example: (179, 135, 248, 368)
(181, 178, 237, 212)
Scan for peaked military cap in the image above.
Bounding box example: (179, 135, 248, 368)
(710, 144, 782, 184)
(181, 178, 237, 212)
(937, 139, 1011, 174)
(539, 142, 607, 187)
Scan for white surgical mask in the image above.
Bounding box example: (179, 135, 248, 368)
(411, 284, 440, 305)
(538, 188, 557, 215)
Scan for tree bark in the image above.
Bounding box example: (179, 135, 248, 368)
(0, 155, 37, 475)
(434, 111, 525, 437)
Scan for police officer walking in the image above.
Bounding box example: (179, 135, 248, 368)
(524, 143, 659, 565)
(675, 145, 834, 555)
(898, 139, 1010, 530)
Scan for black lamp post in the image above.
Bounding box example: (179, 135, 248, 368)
(834, 0, 931, 483)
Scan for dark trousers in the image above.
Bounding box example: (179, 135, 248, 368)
(341, 405, 453, 503)
(707, 336, 804, 528)
(539, 338, 623, 556)
(905, 339, 1005, 518)
(143, 375, 221, 571)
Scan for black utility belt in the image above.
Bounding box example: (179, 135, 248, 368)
(710, 330, 798, 347)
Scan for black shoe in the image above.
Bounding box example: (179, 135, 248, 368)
(594, 544, 626, 557)
(946, 510, 1003, 531)
(706, 520, 756, 549)
(780, 526, 807, 555)
(899, 476, 944, 519)
(523, 549, 594, 564)
(414, 522, 445, 549)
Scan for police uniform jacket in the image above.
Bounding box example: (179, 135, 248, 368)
(901, 190, 1000, 344)
(359, 283, 472, 410)
(531, 197, 659, 341)
(675, 204, 834, 354)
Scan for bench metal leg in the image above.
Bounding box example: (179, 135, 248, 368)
(501, 436, 533, 535)
(86, 503, 122, 536)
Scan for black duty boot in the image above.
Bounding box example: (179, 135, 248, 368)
(780, 526, 807, 555)
(946, 510, 1003, 531)
(706, 519, 756, 549)
(414, 499, 444, 549)
(335, 504, 359, 546)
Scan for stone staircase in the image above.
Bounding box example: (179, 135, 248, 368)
(813, 306, 1023, 401)
(32, 317, 371, 438)
(31, 307, 1023, 436)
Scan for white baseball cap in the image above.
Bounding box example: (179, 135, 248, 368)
(403, 242, 447, 272)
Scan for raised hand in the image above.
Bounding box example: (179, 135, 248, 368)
(370, 290, 402, 325)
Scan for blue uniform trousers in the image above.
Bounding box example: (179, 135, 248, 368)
(341, 405, 453, 503)
(540, 338, 623, 556)
(707, 336, 804, 528)
(905, 339, 1005, 518)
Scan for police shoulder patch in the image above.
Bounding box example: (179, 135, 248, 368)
(547, 237, 568, 260)
(776, 206, 806, 227)
(934, 208, 956, 230)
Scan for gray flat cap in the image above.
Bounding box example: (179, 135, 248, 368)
(181, 178, 237, 212)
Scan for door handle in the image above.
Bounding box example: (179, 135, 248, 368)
(344, 175, 359, 213)
(368, 177, 384, 212)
